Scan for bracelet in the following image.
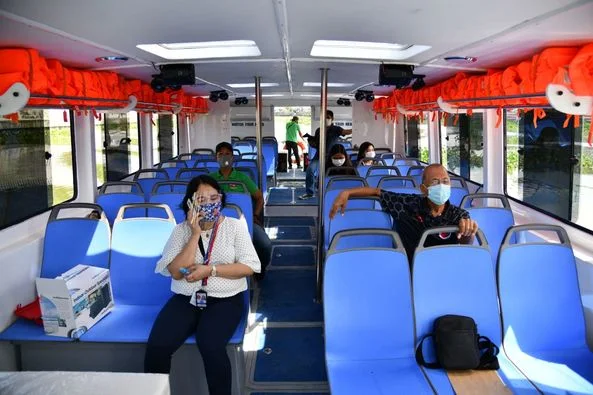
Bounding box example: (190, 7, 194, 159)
(210, 265, 217, 277)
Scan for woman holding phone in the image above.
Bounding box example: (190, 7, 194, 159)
(144, 175, 260, 395)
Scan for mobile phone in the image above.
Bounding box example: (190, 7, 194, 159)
(179, 267, 190, 276)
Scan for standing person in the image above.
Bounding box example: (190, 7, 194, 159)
(145, 175, 260, 395)
(210, 142, 273, 281)
(285, 116, 304, 169)
(300, 110, 352, 199)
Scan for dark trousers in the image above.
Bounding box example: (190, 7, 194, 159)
(252, 223, 272, 280)
(145, 292, 244, 395)
(286, 141, 300, 167)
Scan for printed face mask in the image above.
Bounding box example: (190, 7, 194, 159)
(332, 158, 346, 167)
(200, 201, 222, 222)
(426, 184, 451, 206)
(365, 151, 376, 158)
(217, 155, 233, 168)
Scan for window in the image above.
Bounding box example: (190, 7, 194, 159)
(95, 112, 140, 185)
(505, 109, 593, 232)
(0, 109, 76, 229)
(439, 113, 484, 184)
(404, 117, 429, 162)
(153, 114, 178, 164)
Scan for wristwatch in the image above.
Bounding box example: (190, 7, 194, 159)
(210, 265, 217, 277)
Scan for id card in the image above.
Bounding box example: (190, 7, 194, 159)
(191, 290, 207, 309)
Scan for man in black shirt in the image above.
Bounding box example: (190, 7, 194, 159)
(329, 164, 478, 260)
(300, 110, 352, 199)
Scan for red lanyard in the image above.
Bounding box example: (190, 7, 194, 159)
(198, 218, 221, 286)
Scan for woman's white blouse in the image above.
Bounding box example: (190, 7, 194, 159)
(155, 217, 261, 298)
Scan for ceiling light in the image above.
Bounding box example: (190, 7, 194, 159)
(444, 56, 478, 63)
(303, 82, 354, 88)
(300, 93, 344, 98)
(95, 56, 129, 63)
(227, 82, 279, 88)
(250, 94, 284, 97)
(310, 40, 431, 60)
(137, 40, 261, 60)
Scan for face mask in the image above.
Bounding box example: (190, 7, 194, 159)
(217, 155, 233, 168)
(200, 201, 222, 223)
(426, 184, 451, 206)
(332, 158, 346, 167)
(365, 151, 376, 159)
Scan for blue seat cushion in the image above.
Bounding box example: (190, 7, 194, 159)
(79, 305, 161, 343)
(505, 347, 593, 394)
(0, 319, 73, 342)
(326, 358, 433, 395)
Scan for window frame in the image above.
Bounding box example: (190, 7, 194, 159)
(503, 109, 593, 236)
(0, 109, 78, 231)
(438, 112, 484, 187)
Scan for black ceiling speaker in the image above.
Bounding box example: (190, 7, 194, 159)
(159, 64, 196, 85)
(379, 64, 414, 88)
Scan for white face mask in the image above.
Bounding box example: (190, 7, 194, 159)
(332, 158, 346, 167)
(365, 151, 376, 159)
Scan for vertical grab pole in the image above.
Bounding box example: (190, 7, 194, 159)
(255, 76, 264, 199)
(315, 68, 329, 303)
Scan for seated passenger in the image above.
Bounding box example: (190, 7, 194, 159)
(326, 144, 357, 176)
(330, 164, 478, 260)
(210, 142, 273, 281)
(145, 175, 260, 395)
(357, 141, 376, 166)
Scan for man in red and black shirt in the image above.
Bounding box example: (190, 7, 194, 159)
(329, 164, 478, 260)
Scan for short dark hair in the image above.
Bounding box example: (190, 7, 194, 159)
(357, 141, 374, 160)
(215, 142, 233, 154)
(326, 110, 334, 119)
(180, 175, 226, 217)
(292, 116, 299, 122)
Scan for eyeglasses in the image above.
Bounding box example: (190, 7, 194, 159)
(425, 178, 451, 186)
(194, 193, 222, 204)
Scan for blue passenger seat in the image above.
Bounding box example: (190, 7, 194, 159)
(413, 226, 539, 394)
(80, 204, 176, 343)
(96, 181, 146, 226)
(324, 235, 434, 394)
(460, 193, 514, 267)
(148, 181, 188, 224)
(498, 224, 593, 394)
(133, 169, 169, 201)
(326, 209, 392, 253)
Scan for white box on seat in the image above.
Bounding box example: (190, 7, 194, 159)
(36, 264, 114, 338)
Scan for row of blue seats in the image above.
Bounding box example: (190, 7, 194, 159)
(0, 202, 250, 348)
(97, 181, 254, 235)
(324, 226, 593, 394)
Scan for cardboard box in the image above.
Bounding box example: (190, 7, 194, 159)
(36, 264, 114, 338)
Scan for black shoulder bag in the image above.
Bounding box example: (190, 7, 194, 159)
(415, 315, 499, 370)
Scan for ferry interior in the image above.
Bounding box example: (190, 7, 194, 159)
(0, 0, 592, 394)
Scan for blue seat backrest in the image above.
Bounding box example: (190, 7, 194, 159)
(465, 208, 513, 266)
(225, 193, 253, 237)
(148, 194, 185, 224)
(356, 165, 371, 178)
(498, 225, 586, 352)
(377, 176, 417, 189)
(328, 230, 399, 252)
(324, 248, 413, 360)
(41, 219, 111, 278)
(233, 142, 254, 155)
(152, 182, 188, 194)
(193, 159, 220, 173)
(327, 209, 392, 250)
(133, 170, 169, 200)
(365, 166, 401, 188)
(262, 143, 276, 176)
(97, 193, 145, 226)
(110, 218, 175, 306)
(413, 228, 501, 365)
(383, 186, 423, 195)
(338, 141, 352, 149)
(176, 168, 209, 180)
(326, 176, 366, 191)
(191, 153, 214, 162)
(158, 161, 187, 179)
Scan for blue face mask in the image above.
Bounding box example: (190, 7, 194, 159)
(200, 201, 222, 222)
(426, 184, 451, 206)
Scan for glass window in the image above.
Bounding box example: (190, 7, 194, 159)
(404, 117, 429, 162)
(440, 113, 484, 184)
(95, 112, 140, 184)
(505, 109, 592, 232)
(0, 109, 76, 229)
(154, 114, 177, 164)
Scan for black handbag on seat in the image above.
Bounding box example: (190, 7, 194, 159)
(415, 315, 499, 370)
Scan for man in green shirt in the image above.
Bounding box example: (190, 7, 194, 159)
(211, 142, 272, 280)
(285, 116, 303, 169)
